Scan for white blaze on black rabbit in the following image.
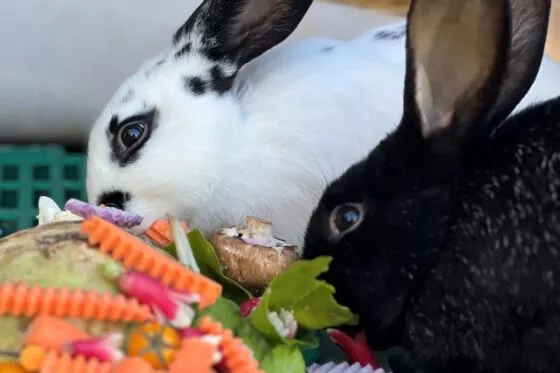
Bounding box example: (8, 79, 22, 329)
(303, 0, 560, 372)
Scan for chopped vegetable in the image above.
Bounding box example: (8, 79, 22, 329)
(19, 345, 47, 372)
(80, 216, 222, 308)
(240, 298, 261, 317)
(37, 196, 82, 225)
(327, 329, 379, 368)
(146, 218, 189, 248)
(65, 199, 143, 228)
(127, 323, 181, 369)
(63, 333, 124, 363)
(23, 316, 90, 351)
(187, 229, 252, 304)
(0, 283, 153, 322)
(117, 270, 198, 329)
(111, 357, 156, 373)
(38, 350, 112, 373)
(169, 216, 200, 272)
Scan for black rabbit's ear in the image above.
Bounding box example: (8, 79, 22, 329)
(173, 0, 313, 67)
(491, 0, 552, 123)
(403, 0, 510, 139)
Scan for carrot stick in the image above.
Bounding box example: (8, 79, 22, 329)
(0, 283, 153, 323)
(81, 217, 221, 308)
(19, 345, 47, 372)
(145, 219, 190, 247)
(198, 317, 263, 373)
(23, 316, 90, 351)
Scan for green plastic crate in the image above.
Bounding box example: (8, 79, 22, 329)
(0, 145, 87, 238)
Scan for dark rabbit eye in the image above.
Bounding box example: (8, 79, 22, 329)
(118, 121, 146, 149)
(330, 203, 364, 238)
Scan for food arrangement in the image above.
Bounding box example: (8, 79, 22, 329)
(0, 197, 385, 373)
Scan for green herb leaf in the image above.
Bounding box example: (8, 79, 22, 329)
(260, 344, 306, 373)
(193, 297, 242, 331)
(235, 318, 272, 362)
(187, 229, 252, 304)
(250, 256, 358, 346)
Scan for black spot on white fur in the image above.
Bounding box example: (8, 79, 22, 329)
(374, 27, 406, 41)
(209, 66, 235, 94)
(97, 190, 131, 210)
(175, 43, 192, 59)
(322, 46, 334, 52)
(184, 76, 207, 95)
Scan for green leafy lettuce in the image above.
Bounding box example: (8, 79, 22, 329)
(250, 256, 358, 346)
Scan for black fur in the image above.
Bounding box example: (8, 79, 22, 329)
(184, 76, 207, 95)
(374, 27, 406, 41)
(171, 0, 313, 95)
(96, 190, 131, 210)
(303, 1, 558, 372)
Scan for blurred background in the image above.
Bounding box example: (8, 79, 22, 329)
(0, 0, 557, 237)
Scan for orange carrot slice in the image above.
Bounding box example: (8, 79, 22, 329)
(110, 357, 154, 373)
(0, 361, 29, 373)
(145, 219, 190, 247)
(81, 217, 221, 308)
(0, 283, 153, 323)
(198, 317, 263, 373)
(168, 338, 216, 373)
(19, 345, 47, 372)
(24, 316, 90, 351)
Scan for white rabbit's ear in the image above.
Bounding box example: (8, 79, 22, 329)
(402, 0, 510, 139)
(491, 0, 552, 123)
(173, 0, 313, 68)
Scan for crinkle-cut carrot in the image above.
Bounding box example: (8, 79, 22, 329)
(199, 317, 263, 373)
(39, 350, 111, 373)
(110, 357, 154, 373)
(168, 338, 216, 373)
(81, 217, 221, 308)
(20, 345, 47, 372)
(145, 219, 190, 247)
(24, 316, 90, 351)
(0, 283, 153, 323)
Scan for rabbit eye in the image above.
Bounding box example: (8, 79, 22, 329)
(118, 121, 146, 149)
(330, 203, 364, 238)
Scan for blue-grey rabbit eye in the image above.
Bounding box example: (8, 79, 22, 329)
(118, 121, 146, 149)
(330, 203, 364, 238)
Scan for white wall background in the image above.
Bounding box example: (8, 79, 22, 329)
(0, 0, 402, 144)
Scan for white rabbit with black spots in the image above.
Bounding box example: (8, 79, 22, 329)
(86, 0, 560, 247)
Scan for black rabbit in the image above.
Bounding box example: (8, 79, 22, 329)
(303, 0, 560, 372)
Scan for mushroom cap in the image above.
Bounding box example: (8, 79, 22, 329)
(209, 231, 300, 295)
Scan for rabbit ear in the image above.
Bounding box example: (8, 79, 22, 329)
(490, 0, 552, 123)
(403, 0, 510, 139)
(173, 0, 313, 67)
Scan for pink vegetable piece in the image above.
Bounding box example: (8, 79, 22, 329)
(64, 198, 143, 228)
(178, 327, 205, 339)
(63, 333, 124, 363)
(327, 329, 379, 369)
(117, 270, 200, 328)
(240, 298, 261, 317)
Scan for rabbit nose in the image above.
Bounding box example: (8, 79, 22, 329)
(96, 190, 131, 210)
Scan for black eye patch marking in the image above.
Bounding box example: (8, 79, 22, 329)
(175, 43, 192, 59)
(184, 76, 207, 95)
(97, 190, 131, 210)
(209, 66, 236, 94)
(107, 109, 157, 167)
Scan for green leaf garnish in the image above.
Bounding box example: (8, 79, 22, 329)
(260, 344, 306, 373)
(250, 256, 358, 346)
(187, 229, 253, 304)
(193, 297, 242, 331)
(235, 318, 272, 362)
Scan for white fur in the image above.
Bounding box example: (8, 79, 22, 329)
(87, 20, 560, 247)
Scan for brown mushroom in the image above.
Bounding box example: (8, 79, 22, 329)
(209, 217, 300, 295)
